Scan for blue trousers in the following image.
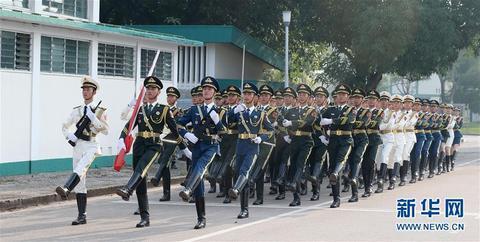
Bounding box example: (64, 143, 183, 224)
(411, 133, 426, 173)
(429, 132, 443, 159)
(191, 142, 218, 198)
(235, 140, 259, 178)
(421, 133, 433, 160)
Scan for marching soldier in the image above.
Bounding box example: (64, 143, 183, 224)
(213, 85, 241, 203)
(440, 104, 456, 173)
(319, 84, 355, 208)
(177, 76, 225, 229)
(345, 88, 369, 202)
(409, 98, 427, 183)
(57, 76, 108, 225)
(361, 90, 382, 197)
(250, 84, 277, 205)
(115, 76, 180, 228)
(282, 84, 316, 206)
(272, 87, 297, 201)
(451, 107, 463, 171)
(399, 95, 418, 186)
(387, 94, 406, 190)
(306, 86, 329, 201)
(375, 92, 395, 193)
(150, 87, 191, 202)
(428, 100, 443, 178)
(227, 82, 274, 218)
(268, 90, 285, 195)
(419, 99, 433, 181)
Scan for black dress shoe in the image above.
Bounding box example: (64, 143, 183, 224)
(348, 195, 358, 203)
(171, 163, 178, 169)
(399, 181, 406, 186)
(179, 189, 192, 202)
(285, 182, 296, 192)
(310, 194, 319, 201)
(409, 178, 416, 184)
(427, 173, 434, 178)
(133, 208, 140, 215)
(341, 184, 350, 193)
(300, 188, 308, 196)
(136, 218, 150, 228)
(208, 187, 216, 193)
(418, 174, 424, 181)
(194, 218, 206, 229)
(159, 194, 170, 202)
(116, 188, 130, 201)
(228, 188, 239, 200)
(275, 193, 285, 200)
(252, 199, 263, 205)
(72, 215, 86, 225)
(289, 200, 301, 207)
(216, 192, 226, 198)
(223, 197, 232, 204)
(330, 199, 341, 208)
(361, 191, 371, 198)
(329, 173, 338, 185)
(237, 210, 249, 219)
(269, 188, 278, 195)
(188, 197, 195, 203)
(387, 182, 395, 190)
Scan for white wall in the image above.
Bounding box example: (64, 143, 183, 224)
(0, 71, 32, 162)
(211, 44, 271, 81)
(0, 19, 180, 164)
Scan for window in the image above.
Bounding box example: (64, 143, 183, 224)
(42, 0, 87, 19)
(41, 36, 89, 74)
(0, 0, 28, 8)
(0, 30, 31, 70)
(140, 49, 172, 81)
(98, 43, 134, 77)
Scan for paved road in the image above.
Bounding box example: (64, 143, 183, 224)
(1, 136, 479, 241)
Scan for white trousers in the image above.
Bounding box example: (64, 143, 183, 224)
(402, 132, 416, 161)
(72, 140, 98, 193)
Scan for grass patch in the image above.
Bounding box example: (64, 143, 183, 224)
(463, 122, 480, 135)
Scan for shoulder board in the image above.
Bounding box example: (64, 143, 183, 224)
(73, 105, 81, 109)
(98, 107, 107, 111)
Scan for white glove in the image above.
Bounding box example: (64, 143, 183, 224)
(67, 133, 78, 142)
(86, 107, 97, 121)
(184, 132, 199, 144)
(181, 148, 192, 160)
(282, 119, 292, 127)
(209, 110, 220, 124)
(117, 138, 126, 151)
(272, 121, 278, 127)
(252, 137, 262, 144)
(320, 135, 329, 145)
(283, 135, 291, 144)
(320, 118, 333, 126)
(234, 104, 246, 114)
(128, 97, 136, 107)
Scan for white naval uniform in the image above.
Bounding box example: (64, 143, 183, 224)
(377, 108, 396, 168)
(62, 100, 108, 193)
(445, 115, 456, 147)
(402, 110, 418, 161)
(391, 110, 407, 167)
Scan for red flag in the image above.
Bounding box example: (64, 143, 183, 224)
(113, 51, 160, 171)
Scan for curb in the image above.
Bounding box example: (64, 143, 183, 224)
(0, 176, 185, 212)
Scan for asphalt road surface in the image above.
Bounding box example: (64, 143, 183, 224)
(1, 136, 479, 242)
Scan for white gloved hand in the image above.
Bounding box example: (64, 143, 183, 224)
(283, 135, 292, 144)
(86, 107, 97, 121)
(184, 132, 199, 144)
(128, 97, 136, 107)
(320, 118, 333, 126)
(209, 110, 220, 124)
(282, 119, 292, 127)
(272, 121, 278, 127)
(117, 138, 126, 151)
(181, 148, 192, 160)
(234, 104, 246, 114)
(67, 133, 78, 142)
(252, 137, 262, 144)
(320, 135, 329, 145)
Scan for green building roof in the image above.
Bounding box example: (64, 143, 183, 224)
(0, 7, 202, 46)
(132, 25, 285, 70)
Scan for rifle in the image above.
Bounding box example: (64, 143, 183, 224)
(114, 50, 161, 171)
(68, 101, 102, 147)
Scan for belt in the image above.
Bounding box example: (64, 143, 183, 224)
(366, 129, 380, 134)
(218, 130, 239, 135)
(394, 129, 404, 133)
(380, 130, 392, 134)
(289, 131, 312, 136)
(137, 131, 161, 138)
(432, 129, 440, 133)
(238, 133, 257, 139)
(414, 130, 424, 134)
(454, 129, 459, 131)
(404, 129, 415, 133)
(353, 129, 367, 135)
(425, 130, 432, 133)
(330, 130, 352, 136)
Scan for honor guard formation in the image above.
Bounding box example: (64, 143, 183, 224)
(56, 75, 464, 229)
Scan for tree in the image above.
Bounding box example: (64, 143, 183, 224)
(449, 50, 480, 113)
